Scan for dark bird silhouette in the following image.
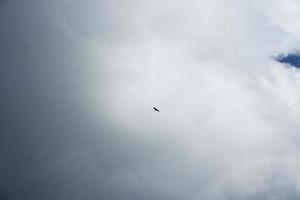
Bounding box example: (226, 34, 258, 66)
(153, 107, 159, 112)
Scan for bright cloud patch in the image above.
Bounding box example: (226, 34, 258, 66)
(99, 1, 300, 199)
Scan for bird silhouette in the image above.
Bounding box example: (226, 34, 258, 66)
(153, 107, 160, 112)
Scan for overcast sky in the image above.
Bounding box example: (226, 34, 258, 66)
(1, 0, 300, 199)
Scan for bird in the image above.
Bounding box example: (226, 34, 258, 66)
(153, 107, 160, 112)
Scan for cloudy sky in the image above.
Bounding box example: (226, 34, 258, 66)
(1, 0, 300, 199)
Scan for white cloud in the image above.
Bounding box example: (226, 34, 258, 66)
(55, 0, 300, 199)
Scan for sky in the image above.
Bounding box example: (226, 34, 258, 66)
(1, 0, 300, 199)
(277, 53, 300, 68)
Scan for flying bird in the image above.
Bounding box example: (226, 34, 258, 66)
(153, 107, 160, 112)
